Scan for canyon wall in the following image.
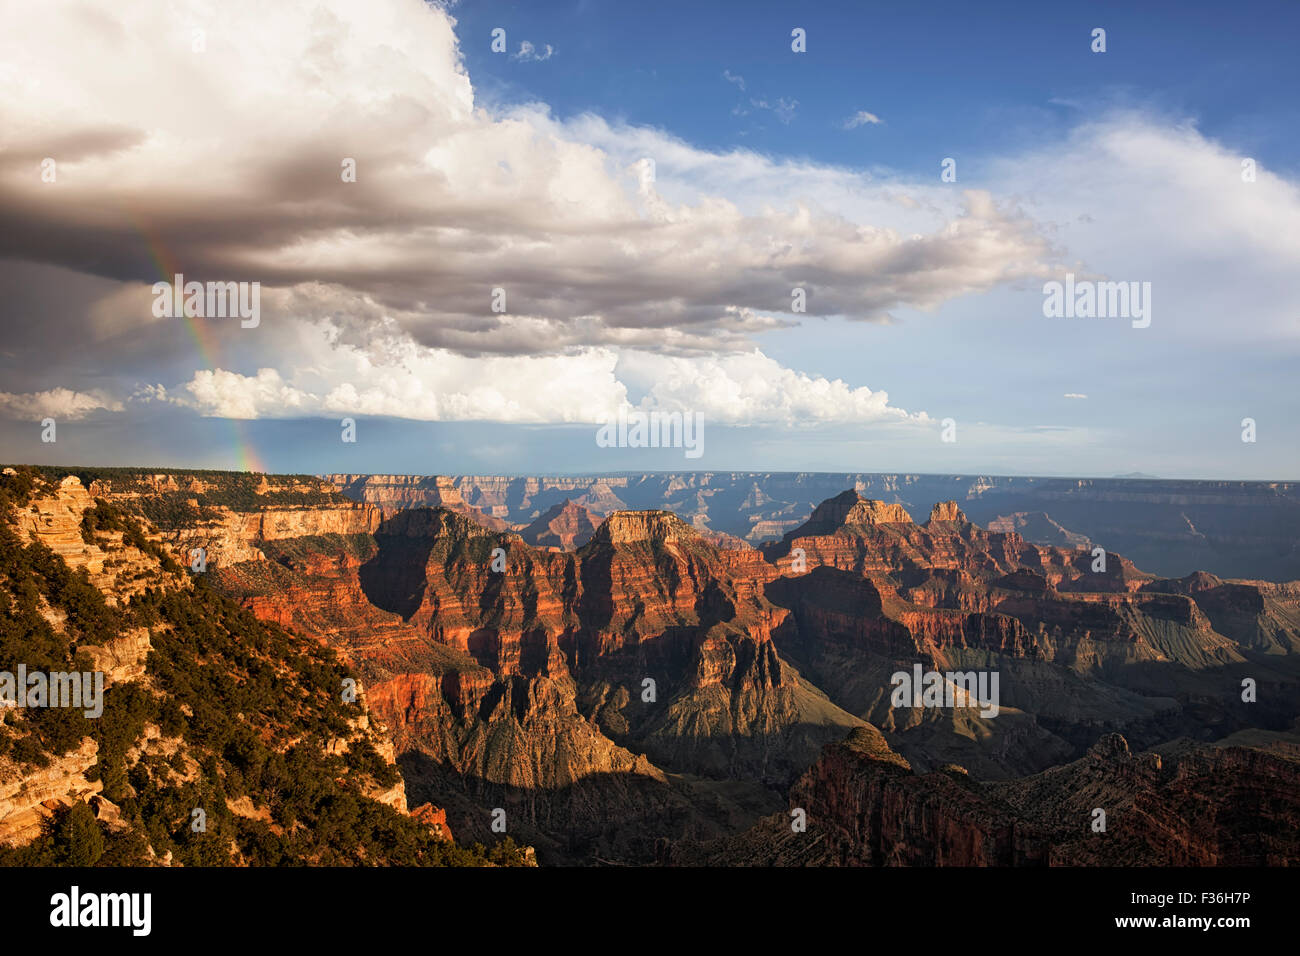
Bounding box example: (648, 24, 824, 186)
(324, 472, 1300, 580)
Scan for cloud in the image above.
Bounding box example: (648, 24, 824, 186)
(0, 0, 1055, 369)
(843, 110, 882, 129)
(0, 388, 123, 421)
(181, 368, 318, 420)
(161, 313, 924, 426)
(511, 40, 554, 62)
(617, 350, 929, 426)
(1063, 393, 1088, 399)
(11, 0, 1292, 475)
(986, 111, 1300, 340)
(722, 70, 745, 91)
(749, 96, 799, 124)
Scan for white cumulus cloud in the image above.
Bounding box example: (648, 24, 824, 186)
(164, 317, 924, 426)
(0, 388, 123, 421)
(843, 111, 883, 128)
(512, 40, 554, 62)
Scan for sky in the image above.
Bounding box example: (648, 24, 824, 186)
(0, 0, 1297, 479)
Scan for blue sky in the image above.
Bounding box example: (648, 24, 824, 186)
(454, 0, 1300, 176)
(0, 0, 1297, 478)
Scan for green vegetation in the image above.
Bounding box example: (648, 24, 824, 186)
(22, 465, 346, 506)
(79, 500, 182, 572)
(6, 803, 107, 867)
(0, 519, 127, 768)
(0, 485, 527, 868)
(0, 468, 36, 511)
(2, 465, 354, 531)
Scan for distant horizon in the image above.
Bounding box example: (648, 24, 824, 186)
(9, 461, 1300, 485)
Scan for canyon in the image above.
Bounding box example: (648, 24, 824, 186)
(3, 464, 1298, 866)
(326, 472, 1300, 581)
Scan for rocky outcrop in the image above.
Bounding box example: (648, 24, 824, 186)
(927, 501, 968, 524)
(80, 628, 153, 686)
(0, 738, 101, 846)
(520, 500, 597, 550)
(786, 491, 912, 538)
(160, 501, 382, 569)
(591, 509, 695, 545)
(409, 803, 454, 842)
(14, 476, 105, 574)
(15, 477, 168, 598)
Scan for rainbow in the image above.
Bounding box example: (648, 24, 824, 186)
(131, 213, 266, 473)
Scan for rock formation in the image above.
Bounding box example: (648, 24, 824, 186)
(519, 500, 598, 550)
(327, 472, 1300, 581)
(670, 728, 1300, 866)
(9, 466, 1297, 867)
